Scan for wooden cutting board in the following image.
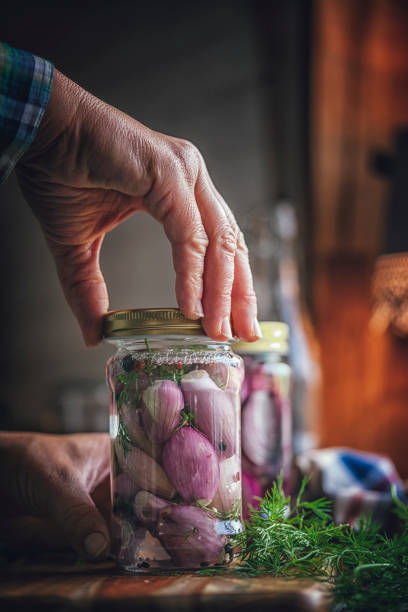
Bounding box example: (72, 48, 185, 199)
(0, 555, 328, 611)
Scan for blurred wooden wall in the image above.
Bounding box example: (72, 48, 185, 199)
(311, 0, 408, 476)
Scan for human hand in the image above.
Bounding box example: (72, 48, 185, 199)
(0, 432, 111, 559)
(16, 69, 260, 346)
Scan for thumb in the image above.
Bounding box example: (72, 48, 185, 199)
(53, 236, 109, 346)
(50, 488, 111, 560)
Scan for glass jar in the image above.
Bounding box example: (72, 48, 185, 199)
(103, 308, 243, 573)
(242, 201, 321, 456)
(233, 322, 292, 519)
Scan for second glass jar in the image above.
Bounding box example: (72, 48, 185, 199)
(104, 308, 243, 572)
(233, 322, 292, 519)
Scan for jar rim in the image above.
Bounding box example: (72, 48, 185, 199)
(102, 308, 205, 338)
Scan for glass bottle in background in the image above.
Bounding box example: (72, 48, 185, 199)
(241, 201, 321, 455)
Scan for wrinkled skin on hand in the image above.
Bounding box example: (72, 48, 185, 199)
(16, 70, 260, 345)
(0, 432, 111, 559)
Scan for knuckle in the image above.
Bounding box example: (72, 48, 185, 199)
(214, 288, 233, 302)
(214, 225, 237, 256)
(171, 139, 201, 182)
(240, 289, 258, 307)
(59, 499, 91, 528)
(180, 138, 201, 161)
(191, 234, 209, 255)
(175, 227, 209, 255)
(51, 462, 76, 487)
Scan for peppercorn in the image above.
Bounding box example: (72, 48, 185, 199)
(122, 354, 135, 372)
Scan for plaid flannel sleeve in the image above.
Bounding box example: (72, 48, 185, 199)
(0, 43, 54, 183)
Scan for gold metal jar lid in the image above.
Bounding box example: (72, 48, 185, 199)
(233, 321, 289, 355)
(103, 308, 205, 338)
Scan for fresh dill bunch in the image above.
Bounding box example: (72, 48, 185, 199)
(331, 487, 408, 611)
(232, 477, 408, 611)
(235, 476, 345, 578)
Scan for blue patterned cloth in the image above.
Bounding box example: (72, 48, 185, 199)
(0, 43, 53, 183)
(297, 447, 406, 527)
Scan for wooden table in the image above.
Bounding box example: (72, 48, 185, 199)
(0, 555, 328, 611)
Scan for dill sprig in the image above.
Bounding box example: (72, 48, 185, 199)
(117, 420, 132, 456)
(201, 477, 408, 611)
(234, 476, 345, 578)
(194, 497, 242, 522)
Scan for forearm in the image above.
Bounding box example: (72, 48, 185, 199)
(0, 43, 53, 182)
(20, 69, 83, 162)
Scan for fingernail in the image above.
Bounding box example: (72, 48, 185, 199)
(252, 317, 262, 338)
(84, 532, 108, 558)
(193, 300, 204, 318)
(221, 316, 233, 339)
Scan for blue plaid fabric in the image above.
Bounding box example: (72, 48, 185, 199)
(0, 43, 53, 183)
(297, 447, 406, 527)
